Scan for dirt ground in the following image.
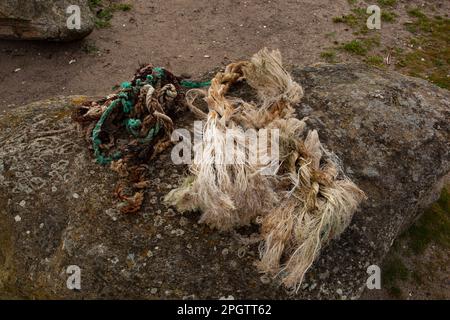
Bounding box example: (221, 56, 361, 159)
(1, 0, 448, 110)
(0, 0, 403, 110)
(0, 0, 448, 299)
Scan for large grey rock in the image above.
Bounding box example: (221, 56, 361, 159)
(0, 64, 448, 299)
(0, 0, 94, 41)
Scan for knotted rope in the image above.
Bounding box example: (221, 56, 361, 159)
(73, 65, 209, 213)
(164, 49, 366, 292)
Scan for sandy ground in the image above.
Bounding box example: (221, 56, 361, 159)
(2, 0, 448, 107)
(1, 0, 368, 110)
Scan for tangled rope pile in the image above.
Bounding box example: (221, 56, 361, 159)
(164, 49, 366, 291)
(73, 49, 365, 292)
(73, 65, 208, 213)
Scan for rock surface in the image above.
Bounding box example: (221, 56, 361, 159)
(0, 0, 93, 41)
(0, 63, 449, 299)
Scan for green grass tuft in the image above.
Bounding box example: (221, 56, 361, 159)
(408, 8, 426, 19)
(113, 3, 132, 11)
(366, 55, 384, 67)
(90, 1, 133, 28)
(342, 40, 367, 55)
(382, 11, 397, 23)
(387, 286, 403, 299)
(82, 42, 100, 54)
(320, 50, 337, 63)
(89, 0, 102, 9)
(378, 0, 397, 7)
(403, 188, 450, 254)
(333, 8, 367, 28)
(383, 255, 409, 286)
(396, 10, 450, 89)
(341, 37, 380, 56)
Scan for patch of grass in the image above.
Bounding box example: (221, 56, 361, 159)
(341, 37, 380, 56)
(381, 11, 397, 23)
(333, 8, 376, 34)
(113, 3, 132, 11)
(341, 39, 367, 55)
(377, 186, 449, 299)
(378, 0, 397, 6)
(383, 255, 409, 287)
(402, 188, 450, 254)
(396, 10, 450, 89)
(384, 260, 406, 298)
(347, 0, 358, 5)
(82, 42, 100, 54)
(333, 8, 367, 27)
(366, 55, 384, 67)
(320, 50, 337, 63)
(89, 0, 102, 9)
(407, 8, 426, 19)
(333, 14, 359, 27)
(363, 36, 380, 47)
(387, 286, 403, 299)
(94, 12, 112, 28)
(89, 1, 133, 28)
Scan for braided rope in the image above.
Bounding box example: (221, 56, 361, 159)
(90, 68, 210, 164)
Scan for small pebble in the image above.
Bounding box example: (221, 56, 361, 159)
(14, 215, 21, 222)
(73, 193, 79, 199)
(260, 275, 271, 284)
(237, 247, 246, 258)
(154, 216, 164, 227)
(110, 257, 119, 264)
(150, 288, 158, 294)
(179, 217, 189, 226)
(319, 270, 330, 280)
(19, 200, 26, 207)
(171, 229, 185, 236)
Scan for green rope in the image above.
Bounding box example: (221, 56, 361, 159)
(126, 118, 142, 137)
(180, 79, 211, 88)
(153, 67, 165, 78)
(92, 99, 122, 165)
(92, 74, 155, 164)
(91, 67, 211, 164)
(139, 122, 161, 144)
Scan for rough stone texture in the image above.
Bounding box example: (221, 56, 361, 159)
(0, 0, 94, 41)
(0, 64, 448, 299)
